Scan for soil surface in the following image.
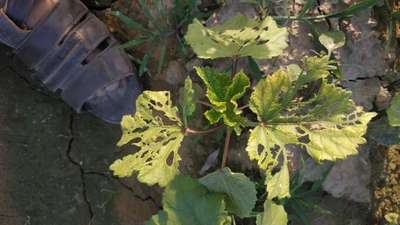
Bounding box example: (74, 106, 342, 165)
(371, 144, 400, 225)
(0, 45, 161, 225)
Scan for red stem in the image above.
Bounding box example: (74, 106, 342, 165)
(185, 125, 224, 135)
(197, 100, 213, 108)
(221, 128, 232, 169)
(220, 56, 240, 169)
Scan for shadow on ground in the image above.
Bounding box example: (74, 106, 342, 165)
(0, 45, 160, 225)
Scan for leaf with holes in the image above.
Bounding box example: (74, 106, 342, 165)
(199, 168, 257, 218)
(146, 176, 231, 225)
(247, 55, 376, 172)
(110, 91, 185, 187)
(196, 67, 250, 134)
(266, 159, 290, 200)
(256, 200, 288, 225)
(185, 15, 288, 59)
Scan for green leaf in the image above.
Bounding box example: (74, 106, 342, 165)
(246, 125, 296, 170)
(387, 94, 400, 126)
(196, 67, 250, 134)
(139, 53, 150, 77)
(179, 77, 197, 127)
(111, 11, 148, 33)
(319, 31, 346, 54)
(120, 37, 147, 49)
(157, 44, 167, 74)
(146, 211, 168, 225)
(301, 55, 333, 84)
(110, 91, 184, 187)
(248, 57, 263, 81)
(185, 15, 288, 59)
(247, 55, 376, 169)
(326, 0, 380, 19)
(249, 69, 291, 122)
(266, 160, 290, 200)
(195, 67, 231, 106)
(163, 176, 230, 225)
(298, 0, 316, 17)
(199, 168, 257, 218)
(384, 212, 399, 225)
(256, 200, 288, 225)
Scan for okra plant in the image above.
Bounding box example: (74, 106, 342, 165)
(109, 14, 376, 225)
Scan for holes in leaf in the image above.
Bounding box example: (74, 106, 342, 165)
(256, 40, 269, 45)
(257, 144, 264, 155)
(298, 135, 310, 144)
(295, 127, 306, 134)
(270, 144, 280, 153)
(166, 152, 175, 166)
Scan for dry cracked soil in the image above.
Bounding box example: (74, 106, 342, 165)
(0, 44, 161, 225)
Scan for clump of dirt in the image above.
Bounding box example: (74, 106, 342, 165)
(370, 144, 400, 225)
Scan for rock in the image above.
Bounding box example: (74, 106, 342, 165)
(342, 78, 381, 111)
(206, 0, 257, 25)
(146, 60, 187, 92)
(291, 194, 369, 225)
(337, 12, 388, 81)
(323, 146, 371, 203)
(303, 145, 371, 203)
(375, 86, 392, 111)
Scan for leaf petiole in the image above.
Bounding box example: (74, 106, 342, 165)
(185, 125, 224, 135)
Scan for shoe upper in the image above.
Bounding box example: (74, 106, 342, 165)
(0, 0, 142, 124)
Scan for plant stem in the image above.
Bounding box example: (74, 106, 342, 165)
(197, 100, 213, 108)
(185, 125, 223, 135)
(221, 128, 232, 169)
(220, 56, 240, 169)
(231, 56, 239, 78)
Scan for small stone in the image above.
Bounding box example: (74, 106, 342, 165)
(375, 86, 392, 111)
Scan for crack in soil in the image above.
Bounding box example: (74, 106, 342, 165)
(64, 112, 161, 219)
(65, 112, 95, 221)
(84, 171, 161, 209)
(0, 214, 19, 218)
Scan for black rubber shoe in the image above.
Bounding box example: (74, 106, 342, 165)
(0, 0, 142, 124)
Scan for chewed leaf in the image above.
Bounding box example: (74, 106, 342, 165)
(302, 109, 376, 161)
(266, 159, 290, 200)
(256, 200, 288, 225)
(199, 168, 257, 218)
(246, 125, 296, 170)
(247, 55, 376, 171)
(185, 15, 288, 59)
(110, 91, 184, 187)
(387, 93, 400, 127)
